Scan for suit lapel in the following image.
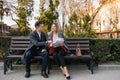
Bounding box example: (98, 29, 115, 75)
(34, 31, 40, 41)
(34, 31, 45, 41)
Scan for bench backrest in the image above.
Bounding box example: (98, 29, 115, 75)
(10, 37, 90, 51)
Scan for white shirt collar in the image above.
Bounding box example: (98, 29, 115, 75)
(36, 31, 41, 38)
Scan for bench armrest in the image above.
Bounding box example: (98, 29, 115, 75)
(88, 51, 94, 57)
(2, 51, 12, 58)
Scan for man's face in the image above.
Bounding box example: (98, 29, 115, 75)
(36, 24, 44, 32)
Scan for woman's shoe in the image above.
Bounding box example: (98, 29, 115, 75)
(66, 76, 71, 80)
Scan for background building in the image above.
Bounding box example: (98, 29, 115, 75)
(0, 22, 11, 36)
(93, 0, 120, 38)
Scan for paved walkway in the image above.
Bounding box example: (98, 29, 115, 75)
(0, 67, 120, 80)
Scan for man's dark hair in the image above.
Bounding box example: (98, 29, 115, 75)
(35, 21, 44, 28)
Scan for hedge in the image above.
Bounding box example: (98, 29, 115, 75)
(90, 39, 120, 62)
(0, 36, 120, 62)
(0, 36, 11, 59)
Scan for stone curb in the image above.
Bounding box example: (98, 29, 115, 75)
(0, 62, 120, 70)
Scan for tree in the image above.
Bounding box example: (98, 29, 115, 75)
(82, 14, 94, 37)
(5, 0, 33, 36)
(58, 0, 114, 26)
(65, 12, 94, 37)
(39, 0, 59, 32)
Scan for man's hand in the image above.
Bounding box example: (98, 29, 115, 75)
(41, 49, 46, 52)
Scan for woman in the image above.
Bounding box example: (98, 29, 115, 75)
(48, 23, 71, 79)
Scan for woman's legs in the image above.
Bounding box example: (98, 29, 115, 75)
(63, 67, 70, 77)
(57, 48, 70, 77)
(53, 52, 66, 75)
(53, 52, 61, 66)
(57, 48, 66, 67)
(60, 66, 66, 75)
(54, 47, 70, 78)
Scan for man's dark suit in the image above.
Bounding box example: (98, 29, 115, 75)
(24, 30, 49, 73)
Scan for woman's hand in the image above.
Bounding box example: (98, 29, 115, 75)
(59, 43, 64, 46)
(48, 40, 52, 44)
(48, 40, 53, 47)
(49, 42, 53, 47)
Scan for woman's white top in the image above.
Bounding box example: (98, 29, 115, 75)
(53, 35, 64, 47)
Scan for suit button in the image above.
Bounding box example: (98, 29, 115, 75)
(36, 47, 39, 50)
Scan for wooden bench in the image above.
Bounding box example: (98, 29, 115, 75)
(3, 37, 94, 75)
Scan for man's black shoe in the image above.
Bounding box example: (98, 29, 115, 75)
(41, 71, 48, 78)
(25, 72, 30, 78)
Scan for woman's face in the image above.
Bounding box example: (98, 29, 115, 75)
(51, 24, 57, 32)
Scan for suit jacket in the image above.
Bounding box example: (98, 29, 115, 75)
(22, 30, 47, 63)
(47, 32, 69, 50)
(27, 30, 47, 51)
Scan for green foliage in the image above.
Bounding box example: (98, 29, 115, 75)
(64, 26, 75, 37)
(16, 0, 33, 36)
(0, 37, 11, 59)
(90, 39, 120, 62)
(66, 13, 95, 37)
(9, 27, 32, 36)
(39, 0, 59, 32)
(82, 14, 94, 37)
(68, 12, 78, 26)
(54, 0, 59, 7)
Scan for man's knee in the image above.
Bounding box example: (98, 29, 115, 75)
(43, 51, 49, 57)
(25, 51, 32, 58)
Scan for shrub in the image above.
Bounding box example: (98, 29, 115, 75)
(90, 39, 120, 62)
(0, 36, 11, 59)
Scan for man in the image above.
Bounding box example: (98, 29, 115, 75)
(24, 21, 49, 78)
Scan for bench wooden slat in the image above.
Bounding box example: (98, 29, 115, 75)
(69, 47, 89, 49)
(11, 44, 29, 47)
(10, 48, 27, 50)
(5, 55, 91, 60)
(11, 41, 30, 44)
(11, 44, 89, 47)
(66, 41, 89, 44)
(12, 39, 29, 41)
(66, 37, 89, 39)
(10, 48, 89, 51)
(68, 44, 89, 46)
(66, 38, 89, 41)
(12, 37, 29, 39)
(11, 41, 89, 44)
(69, 48, 90, 50)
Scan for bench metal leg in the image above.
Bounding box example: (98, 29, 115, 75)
(86, 60, 94, 74)
(10, 60, 13, 70)
(86, 61, 90, 70)
(4, 59, 7, 75)
(90, 60, 94, 74)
